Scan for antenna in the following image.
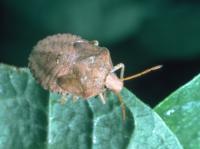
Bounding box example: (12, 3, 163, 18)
(122, 65, 162, 81)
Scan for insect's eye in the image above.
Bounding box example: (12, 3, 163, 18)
(73, 40, 87, 48)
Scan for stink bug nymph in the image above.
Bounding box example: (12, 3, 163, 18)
(28, 33, 162, 120)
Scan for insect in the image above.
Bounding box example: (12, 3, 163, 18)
(28, 33, 161, 120)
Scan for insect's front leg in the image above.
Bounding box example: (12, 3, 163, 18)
(98, 93, 106, 104)
(111, 63, 125, 79)
(59, 94, 68, 104)
(72, 95, 79, 103)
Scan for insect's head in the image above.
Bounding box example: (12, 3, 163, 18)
(104, 65, 162, 94)
(105, 73, 123, 93)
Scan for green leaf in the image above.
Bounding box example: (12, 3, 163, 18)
(0, 64, 49, 149)
(0, 64, 182, 149)
(155, 74, 200, 149)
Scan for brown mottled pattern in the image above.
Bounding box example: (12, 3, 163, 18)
(28, 33, 113, 98)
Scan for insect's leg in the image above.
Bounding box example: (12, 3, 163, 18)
(110, 64, 126, 120)
(102, 89, 107, 101)
(59, 94, 68, 105)
(115, 92, 126, 121)
(99, 93, 106, 104)
(72, 95, 79, 103)
(111, 63, 125, 79)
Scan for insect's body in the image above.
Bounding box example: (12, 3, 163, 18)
(29, 34, 123, 99)
(29, 33, 162, 120)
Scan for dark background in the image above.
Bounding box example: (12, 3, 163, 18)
(0, 0, 200, 107)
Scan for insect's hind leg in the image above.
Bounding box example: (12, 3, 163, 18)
(111, 63, 125, 79)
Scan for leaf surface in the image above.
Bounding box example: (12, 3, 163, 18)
(155, 74, 200, 149)
(0, 64, 182, 149)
